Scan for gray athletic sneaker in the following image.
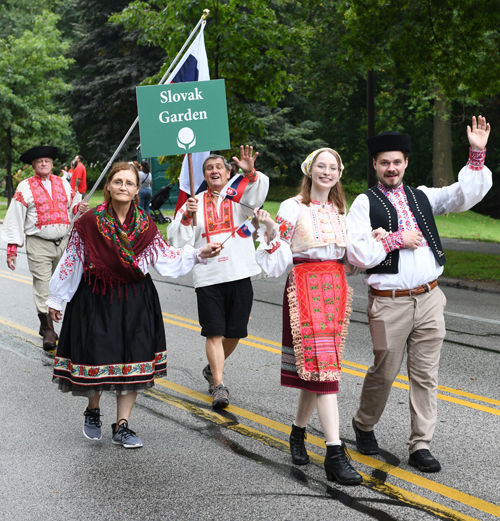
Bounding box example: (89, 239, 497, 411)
(111, 421, 143, 449)
(83, 408, 102, 440)
(212, 383, 230, 409)
(202, 364, 216, 394)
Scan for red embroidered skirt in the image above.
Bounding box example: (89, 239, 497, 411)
(281, 261, 352, 394)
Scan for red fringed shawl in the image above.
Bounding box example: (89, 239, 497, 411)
(71, 202, 158, 293)
(287, 261, 352, 381)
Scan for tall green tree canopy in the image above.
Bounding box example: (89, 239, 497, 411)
(69, 0, 167, 163)
(0, 11, 74, 172)
(339, 0, 500, 99)
(111, 0, 296, 145)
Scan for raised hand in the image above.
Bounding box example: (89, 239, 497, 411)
(232, 145, 259, 175)
(467, 115, 491, 151)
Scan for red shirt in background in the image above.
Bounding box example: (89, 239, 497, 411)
(70, 163, 87, 194)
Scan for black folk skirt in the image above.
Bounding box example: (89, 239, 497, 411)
(53, 274, 167, 397)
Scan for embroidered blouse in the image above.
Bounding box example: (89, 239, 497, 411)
(347, 149, 492, 290)
(256, 197, 348, 279)
(167, 171, 269, 288)
(1, 174, 81, 252)
(47, 229, 203, 311)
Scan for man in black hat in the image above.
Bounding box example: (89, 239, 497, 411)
(346, 116, 492, 472)
(1, 146, 89, 349)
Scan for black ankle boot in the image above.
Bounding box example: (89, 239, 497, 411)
(324, 443, 362, 485)
(289, 424, 310, 465)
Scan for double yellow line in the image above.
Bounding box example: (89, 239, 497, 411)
(151, 379, 499, 521)
(163, 311, 500, 417)
(1, 269, 499, 519)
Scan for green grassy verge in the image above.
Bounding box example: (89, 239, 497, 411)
(442, 249, 500, 282)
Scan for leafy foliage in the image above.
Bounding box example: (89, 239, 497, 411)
(111, 0, 296, 146)
(0, 11, 74, 171)
(69, 0, 167, 163)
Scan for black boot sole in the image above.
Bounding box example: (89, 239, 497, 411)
(291, 456, 310, 465)
(325, 468, 363, 485)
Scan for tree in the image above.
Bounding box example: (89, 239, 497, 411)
(0, 11, 74, 201)
(339, 0, 500, 186)
(68, 0, 167, 163)
(110, 0, 296, 146)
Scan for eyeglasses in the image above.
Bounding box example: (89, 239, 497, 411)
(111, 180, 137, 188)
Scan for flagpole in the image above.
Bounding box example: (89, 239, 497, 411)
(187, 153, 197, 226)
(212, 191, 255, 212)
(220, 216, 253, 246)
(69, 9, 210, 227)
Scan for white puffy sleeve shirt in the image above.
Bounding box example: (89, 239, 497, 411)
(347, 159, 493, 290)
(47, 230, 203, 311)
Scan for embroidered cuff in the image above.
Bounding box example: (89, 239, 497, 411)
(265, 241, 281, 254)
(7, 244, 18, 257)
(181, 212, 193, 226)
(382, 231, 404, 253)
(467, 147, 486, 171)
(195, 248, 208, 265)
(46, 295, 63, 312)
(244, 168, 258, 183)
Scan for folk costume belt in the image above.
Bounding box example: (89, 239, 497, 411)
(370, 279, 438, 298)
(38, 236, 65, 247)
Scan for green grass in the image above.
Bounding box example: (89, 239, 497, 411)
(442, 250, 500, 281)
(434, 211, 499, 242)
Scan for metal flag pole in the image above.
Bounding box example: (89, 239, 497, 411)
(69, 9, 210, 227)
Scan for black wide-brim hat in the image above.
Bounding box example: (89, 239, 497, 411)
(19, 146, 58, 164)
(367, 131, 411, 157)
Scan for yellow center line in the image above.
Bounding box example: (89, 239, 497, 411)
(0, 271, 33, 284)
(154, 379, 498, 520)
(162, 312, 500, 412)
(146, 387, 479, 521)
(0, 314, 496, 519)
(0, 317, 40, 337)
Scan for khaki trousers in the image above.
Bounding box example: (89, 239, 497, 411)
(354, 286, 447, 453)
(26, 235, 68, 314)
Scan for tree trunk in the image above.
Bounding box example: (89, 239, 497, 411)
(432, 86, 454, 187)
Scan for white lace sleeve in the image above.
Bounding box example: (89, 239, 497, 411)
(47, 231, 85, 311)
(140, 230, 199, 278)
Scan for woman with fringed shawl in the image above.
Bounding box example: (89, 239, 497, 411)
(255, 148, 364, 485)
(48, 162, 221, 448)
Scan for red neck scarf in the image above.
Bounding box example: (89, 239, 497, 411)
(73, 201, 157, 291)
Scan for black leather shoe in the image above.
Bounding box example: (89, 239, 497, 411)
(289, 424, 310, 465)
(324, 443, 363, 485)
(408, 449, 441, 473)
(352, 418, 379, 455)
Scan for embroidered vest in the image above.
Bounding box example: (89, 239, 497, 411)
(365, 185, 446, 274)
(290, 201, 346, 253)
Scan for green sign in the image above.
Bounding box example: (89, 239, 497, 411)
(136, 79, 230, 158)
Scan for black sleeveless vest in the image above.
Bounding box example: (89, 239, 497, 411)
(365, 185, 446, 274)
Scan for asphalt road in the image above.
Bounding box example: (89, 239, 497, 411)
(1, 234, 499, 521)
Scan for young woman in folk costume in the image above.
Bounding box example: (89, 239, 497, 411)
(255, 148, 365, 485)
(48, 162, 221, 448)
